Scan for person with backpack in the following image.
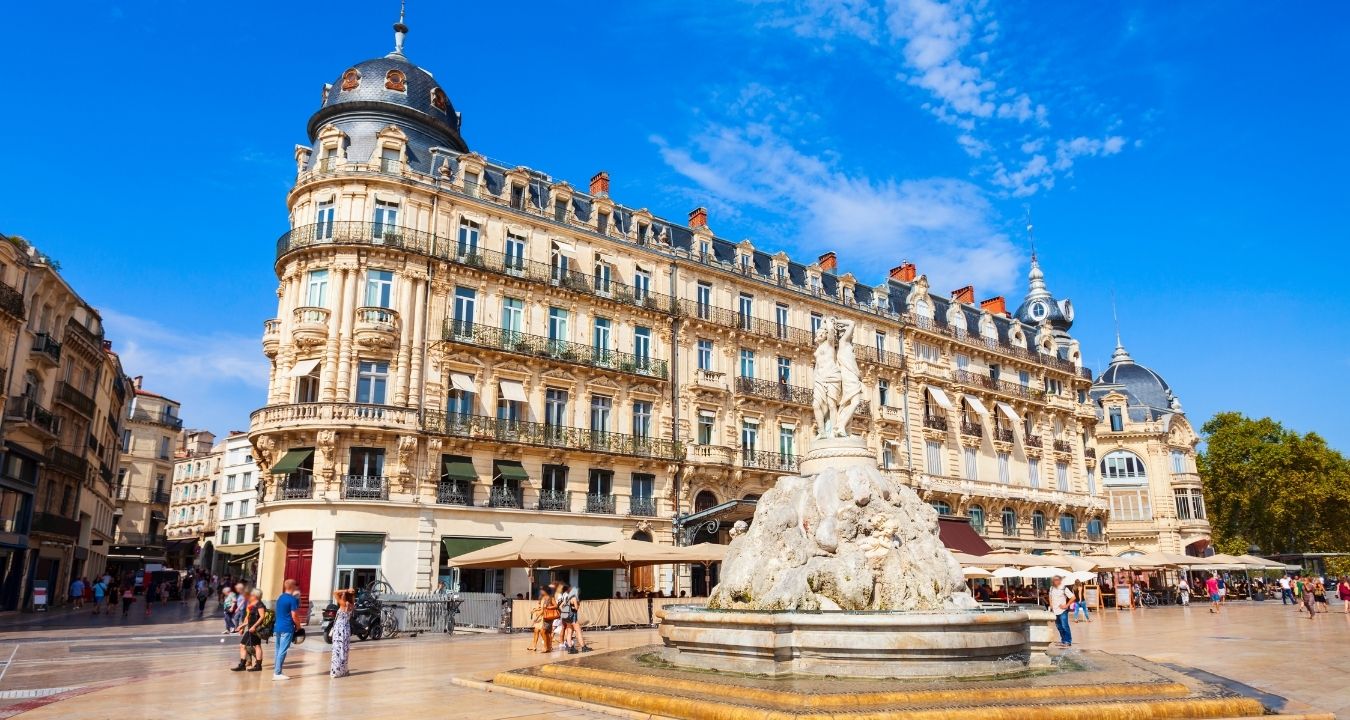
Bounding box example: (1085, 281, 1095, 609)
(91, 577, 108, 615)
(232, 589, 267, 672)
(272, 579, 303, 680)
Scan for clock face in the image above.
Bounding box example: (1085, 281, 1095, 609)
(1031, 302, 1046, 319)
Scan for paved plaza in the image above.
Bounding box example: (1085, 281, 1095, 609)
(0, 601, 1345, 719)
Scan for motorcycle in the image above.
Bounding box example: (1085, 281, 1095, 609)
(321, 603, 338, 644)
(322, 587, 386, 643)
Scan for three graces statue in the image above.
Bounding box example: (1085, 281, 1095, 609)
(812, 316, 864, 439)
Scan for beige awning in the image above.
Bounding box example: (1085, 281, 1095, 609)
(446, 534, 613, 569)
(963, 395, 990, 419)
(925, 385, 953, 410)
(450, 372, 476, 392)
(499, 379, 527, 402)
(553, 240, 576, 254)
(287, 359, 320, 377)
(995, 402, 1021, 425)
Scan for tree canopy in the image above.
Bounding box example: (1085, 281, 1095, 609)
(1198, 412, 1350, 555)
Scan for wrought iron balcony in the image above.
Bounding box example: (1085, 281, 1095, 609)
(1025, 434, 1043, 449)
(734, 375, 812, 405)
(273, 474, 313, 500)
(130, 409, 183, 430)
(1032, 526, 1049, 539)
(1085, 531, 1104, 542)
(1000, 525, 1020, 537)
(923, 414, 948, 431)
(436, 482, 474, 506)
(32, 512, 80, 538)
(6, 395, 60, 436)
(48, 447, 88, 477)
(742, 449, 800, 473)
(960, 421, 984, 438)
(0, 281, 24, 319)
(115, 532, 167, 547)
(907, 314, 1078, 375)
(993, 427, 1015, 443)
(275, 222, 677, 314)
(30, 333, 61, 364)
(442, 321, 668, 379)
(629, 497, 657, 517)
(152, 490, 171, 504)
(537, 489, 569, 512)
(856, 345, 904, 368)
(421, 412, 682, 460)
(677, 299, 812, 346)
(586, 493, 616, 514)
(1058, 528, 1078, 540)
(55, 381, 95, 417)
(1084, 447, 1097, 460)
(1053, 439, 1074, 453)
(488, 484, 524, 509)
(342, 475, 389, 500)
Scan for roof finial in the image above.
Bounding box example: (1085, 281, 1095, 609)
(1109, 290, 1133, 365)
(1024, 205, 1037, 263)
(391, 0, 408, 57)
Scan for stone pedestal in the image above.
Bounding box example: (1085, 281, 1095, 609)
(797, 435, 875, 476)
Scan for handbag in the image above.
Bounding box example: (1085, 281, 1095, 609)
(541, 604, 561, 622)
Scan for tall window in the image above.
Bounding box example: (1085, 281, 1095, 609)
(1109, 407, 1123, 432)
(356, 361, 388, 404)
(997, 452, 1010, 484)
(776, 356, 791, 384)
(1028, 458, 1040, 488)
(372, 199, 399, 238)
(593, 260, 612, 295)
(1056, 462, 1069, 491)
(740, 419, 759, 456)
(504, 233, 526, 273)
(697, 412, 715, 445)
(779, 425, 795, 459)
(878, 379, 889, 407)
(931, 501, 951, 516)
(544, 388, 568, 429)
(550, 245, 570, 281)
(882, 441, 895, 469)
(448, 382, 474, 417)
(501, 298, 523, 334)
(809, 312, 822, 336)
(697, 339, 713, 371)
(1087, 468, 1096, 494)
(315, 200, 335, 239)
(452, 287, 476, 335)
(306, 269, 329, 307)
(737, 293, 754, 330)
(497, 386, 522, 423)
(775, 304, 789, 339)
(457, 219, 480, 258)
(875, 330, 886, 356)
(632, 401, 652, 439)
(739, 349, 755, 378)
(295, 364, 320, 403)
(969, 505, 985, 534)
(1059, 514, 1076, 535)
(1174, 489, 1193, 520)
(963, 447, 978, 480)
(590, 395, 612, 434)
(1101, 451, 1147, 481)
(1001, 507, 1017, 535)
(547, 307, 569, 343)
(1031, 510, 1046, 536)
(379, 146, 400, 172)
(365, 270, 393, 308)
(631, 473, 654, 501)
(634, 268, 651, 301)
(634, 326, 651, 368)
(542, 465, 567, 493)
(592, 317, 612, 357)
(1170, 450, 1186, 473)
(588, 469, 613, 497)
(925, 441, 943, 475)
(696, 282, 712, 320)
(349, 447, 385, 478)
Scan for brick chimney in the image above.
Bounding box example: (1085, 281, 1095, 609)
(102, 340, 113, 351)
(688, 207, 708, 230)
(889, 262, 917, 282)
(951, 285, 975, 304)
(979, 296, 1008, 316)
(589, 171, 610, 197)
(133, 375, 143, 390)
(818, 252, 838, 273)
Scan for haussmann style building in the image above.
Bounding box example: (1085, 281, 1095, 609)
(248, 22, 1208, 615)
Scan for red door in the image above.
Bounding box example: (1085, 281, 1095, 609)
(283, 533, 313, 619)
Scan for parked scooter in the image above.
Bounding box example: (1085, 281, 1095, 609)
(323, 585, 385, 643)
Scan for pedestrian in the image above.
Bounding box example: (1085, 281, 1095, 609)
(1313, 579, 1329, 613)
(1048, 576, 1073, 647)
(1205, 573, 1221, 614)
(330, 589, 354, 678)
(1071, 583, 1091, 623)
(1216, 575, 1227, 605)
(121, 585, 135, 617)
(1277, 575, 1292, 605)
(272, 579, 302, 680)
(557, 582, 580, 653)
(232, 589, 266, 672)
(1337, 577, 1350, 614)
(70, 577, 85, 610)
(1178, 577, 1191, 606)
(92, 577, 108, 615)
(222, 584, 240, 633)
(1302, 577, 1317, 619)
(145, 579, 158, 617)
(195, 578, 210, 618)
(529, 585, 557, 652)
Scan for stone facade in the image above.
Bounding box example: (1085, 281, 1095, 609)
(209, 433, 261, 578)
(111, 380, 183, 574)
(167, 430, 219, 569)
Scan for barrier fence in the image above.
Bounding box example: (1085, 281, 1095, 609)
(377, 592, 708, 635)
(508, 596, 708, 632)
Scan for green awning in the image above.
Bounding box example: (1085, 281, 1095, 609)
(270, 449, 313, 474)
(495, 460, 528, 481)
(442, 456, 477, 482)
(442, 536, 509, 560)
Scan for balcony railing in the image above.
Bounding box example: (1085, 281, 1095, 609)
(6, 395, 61, 435)
(678, 300, 812, 346)
(1025, 434, 1043, 449)
(276, 222, 678, 314)
(293, 306, 331, 325)
(742, 449, 800, 473)
(906, 314, 1078, 375)
(421, 412, 681, 460)
(32, 512, 81, 538)
(629, 497, 657, 517)
(1053, 440, 1074, 453)
(436, 482, 474, 506)
(274, 474, 314, 500)
(923, 415, 948, 431)
(342, 475, 389, 500)
(152, 490, 171, 504)
(960, 421, 984, 438)
(488, 484, 524, 509)
(114, 532, 167, 547)
(30, 333, 61, 364)
(586, 493, 616, 514)
(0, 281, 23, 319)
(250, 403, 420, 431)
(993, 427, 1015, 443)
(734, 376, 812, 405)
(1059, 528, 1078, 540)
(1084, 447, 1097, 460)
(355, 307, 399, 331)
(48, 447, 88, 477)
(1032, 527, 1049, 539)
(686, 444, 734, 465)
(537, 489, 569, 511)
(55, 381, 96, 417)
(856, 345, 905, 368)
(130, 409, 183, 430)
(1085, 531, 1104, 542)
(442, 321, 668, 379)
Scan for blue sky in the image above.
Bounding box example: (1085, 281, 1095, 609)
(1, 2, 1346, 449)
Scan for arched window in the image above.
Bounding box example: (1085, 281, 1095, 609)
(1059, 513, 1077, 536)
(968, 504, 985, 534)
(1001, 507, 1017, 536)
(1086, 517, 1103, 539)
(1031, 510, 1046, 536)
(694, 490, 718, 513)
(931, 500, 951, 516)
(1100, 450, 1147, 484)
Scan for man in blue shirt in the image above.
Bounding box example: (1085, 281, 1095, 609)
(272, 579, 303, 680)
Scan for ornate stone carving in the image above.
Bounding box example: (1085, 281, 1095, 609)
(252, 435, 275, 476)
(385, 69, 406, 91)
(341, 68, 361, 91)
(396, 435, 418, 478)
(430, 87, 448, 112)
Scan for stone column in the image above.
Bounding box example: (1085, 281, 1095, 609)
(393, 273, 415, 405)
(407, 276, 425, 410)
(320, 269, 345, 403)
(335, 266, 358, 401)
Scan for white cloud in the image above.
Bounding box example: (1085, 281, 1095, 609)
(656, 122, 1021, 292)
(760, 0, 883, 46)
(102, 309, 268, 436)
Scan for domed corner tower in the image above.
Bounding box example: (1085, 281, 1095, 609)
(1012, 254, 1076, 360)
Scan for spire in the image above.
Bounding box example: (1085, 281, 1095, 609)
(390, 0, 408, 58)
(1024, 206, 1050, 301)
(1110, 292, 1133, 365)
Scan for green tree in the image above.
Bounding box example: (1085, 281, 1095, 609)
(1198, 412, 1350, 555)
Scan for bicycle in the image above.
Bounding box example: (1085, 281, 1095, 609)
(1138, 590, 1160, 608)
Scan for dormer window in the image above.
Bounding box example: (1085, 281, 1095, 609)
(379, 147, 401, 174)
(1109, 407, 1123, 432)
(555, 200, 568, 223)
(464, 172, 480, 198)
(699, 240, 711, 260)
(510, 185, 525, 210)
(597, 212, 609, 234)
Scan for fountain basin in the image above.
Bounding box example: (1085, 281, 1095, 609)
(658, 605, 1052, 678)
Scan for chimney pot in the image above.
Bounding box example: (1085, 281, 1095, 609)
(979, 296, 1009, 316)
(133, 375, 143, 389)
(951, 285, 975, 304)
(817, 252, 838, 273)
(890, 262, 917, 282)
(589, 171, 610, 197)
(688, 207, 709, 230)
